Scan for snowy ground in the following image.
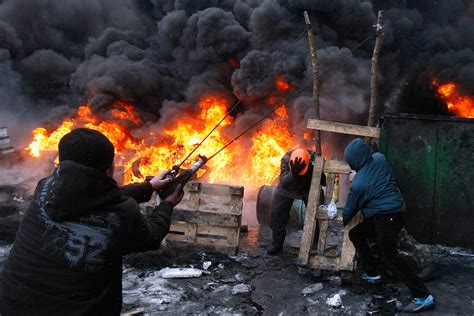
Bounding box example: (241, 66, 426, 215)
(1, 225, 474, 315)
(1, 182, 474, 315)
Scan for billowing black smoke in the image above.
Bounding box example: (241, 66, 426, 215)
(0, 0, 472, 146)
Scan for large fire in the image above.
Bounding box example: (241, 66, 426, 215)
(26, 78, 304, 189)
(432, 80, 474, 118)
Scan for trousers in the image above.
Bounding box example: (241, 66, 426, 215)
(349, 212, 429, 298)
(269, 192, 297, 247)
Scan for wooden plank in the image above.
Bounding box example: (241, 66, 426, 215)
(197, 225, 233, 237)
(229, 186, 244, 196)
(169, 221, 186, 233)
(165, 234, 186, 242)
(195, 236, 235, 247)
(308, 255, 340, 270)
(323, 160, 352, 174)
(192, 198, 243, 215)
(176, 209, 240, 227)
(197, 182, 244, 197)
(226, 227, 240, 246)
(195, 200, 231, 214)
(184, 223, 198, 242)
(229, 191, 244, 215)
(297, 156, 324, 266)
(307, 119, 380, 138)
(187, 182, 201, 210)
(316, 219, 328, 255)
(338, 212, 362, 271)
(324, 172, 335, 205)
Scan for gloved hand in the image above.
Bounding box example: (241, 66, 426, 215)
(150, 169, 173, 190)
(165, 184, 185, 206)
(290, 157, 307, 177)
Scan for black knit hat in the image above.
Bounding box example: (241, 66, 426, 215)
(58, 128, 115, 171)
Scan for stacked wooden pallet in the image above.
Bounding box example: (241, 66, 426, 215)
(166, 181, 244, 255)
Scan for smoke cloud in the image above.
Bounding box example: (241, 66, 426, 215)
(0, 0, 472, 151)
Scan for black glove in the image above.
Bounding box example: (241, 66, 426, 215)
(290, 157, 307, 177)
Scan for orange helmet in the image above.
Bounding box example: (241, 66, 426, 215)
(289, 148, 310, 175)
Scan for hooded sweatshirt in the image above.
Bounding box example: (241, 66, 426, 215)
(343, 138, 404, 222)
(0, 161, 173, 316)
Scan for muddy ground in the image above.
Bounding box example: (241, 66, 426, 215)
(1, 184, 474, 315)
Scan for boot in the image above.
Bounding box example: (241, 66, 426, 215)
(267, 244, 283, 255)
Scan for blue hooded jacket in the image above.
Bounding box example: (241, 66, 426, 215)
(343, 138, 404, 222)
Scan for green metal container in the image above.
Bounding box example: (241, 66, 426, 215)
(379, 113, 474, 248)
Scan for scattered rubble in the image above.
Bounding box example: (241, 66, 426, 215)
(231, 283, 252, 295)
(159, 267, 203, 279)
(1, 196, 474, 314)
(301, 283, 324, 295)
(328, 276, 342, 286)
(326, 293, 342, 308)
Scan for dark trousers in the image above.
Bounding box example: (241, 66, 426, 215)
(270, 192, 296, 247)
(349, 212, 429, 298)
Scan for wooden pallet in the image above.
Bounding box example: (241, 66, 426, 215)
(166, 181, 244, 255)
(297, 120, 380, 271)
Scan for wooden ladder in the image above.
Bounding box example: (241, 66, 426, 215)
(297, 119, 380, 272)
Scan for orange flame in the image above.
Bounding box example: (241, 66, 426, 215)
(275, 75, 291, 91)
(433, 80, 474, 118)
(26, 93, 300, 189)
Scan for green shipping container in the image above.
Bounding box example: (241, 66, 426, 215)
(379, 114, 474, 248)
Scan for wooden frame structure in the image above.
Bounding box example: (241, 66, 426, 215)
(297, 119, 380, 271)
(166, 181, 244, 255)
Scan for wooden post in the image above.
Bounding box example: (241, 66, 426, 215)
(187, 182, 201, 210)
(366, 10, 385, 142)
(303, 11, 321, 156)
(297, 156, 324, 266)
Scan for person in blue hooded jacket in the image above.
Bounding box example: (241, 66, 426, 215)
(343, 138, 435, 313)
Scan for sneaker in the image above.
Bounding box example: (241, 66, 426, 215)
(403, 294, 435, 313)
(361, 272, 381, 284)
(267, 245, 283, 255)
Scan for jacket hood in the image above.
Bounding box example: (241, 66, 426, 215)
(344, 138, 372, 171)
(37, 160, 124, 221)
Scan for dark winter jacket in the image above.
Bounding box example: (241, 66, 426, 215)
(0, 160, 173, 316)
(343, 138, 405, 223)
(277, 149, 325, 200)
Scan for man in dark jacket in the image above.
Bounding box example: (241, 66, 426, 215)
(267, 148, 325, 255)
(343, 138, 434, 313)
(0, 128, 184, 315)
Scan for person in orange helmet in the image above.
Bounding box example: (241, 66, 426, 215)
(267, 148, 325, 255)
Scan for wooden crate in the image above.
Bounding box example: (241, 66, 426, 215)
(166, 181, 244, 255)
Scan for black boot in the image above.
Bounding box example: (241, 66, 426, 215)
(267, 244, 283, 255)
